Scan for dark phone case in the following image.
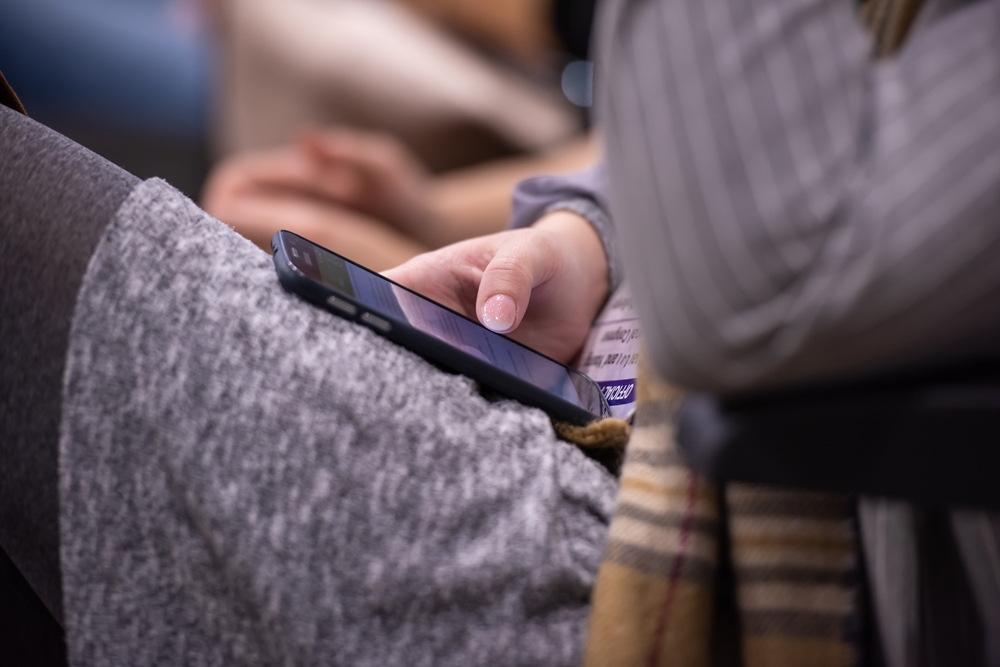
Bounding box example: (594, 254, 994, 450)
(271, 231, 608, 425)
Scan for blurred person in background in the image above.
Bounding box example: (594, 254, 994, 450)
(212, 0, 594, 168)
(203, 0, 601, 270)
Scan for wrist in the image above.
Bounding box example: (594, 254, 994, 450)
(533, 210, 610, 316)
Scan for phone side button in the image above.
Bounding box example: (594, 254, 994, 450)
(360, 312, 391, 332)
(326, 295, 357, 316)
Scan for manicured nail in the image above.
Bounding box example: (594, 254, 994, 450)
(482, 294, 516, 332)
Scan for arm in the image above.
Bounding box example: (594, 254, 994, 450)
(597, 0, 1000, 392)
(508, 161, 623, 293)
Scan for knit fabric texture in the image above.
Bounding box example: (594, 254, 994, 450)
(58, 178, 618, 666)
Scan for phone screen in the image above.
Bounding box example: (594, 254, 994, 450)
(280, 232, 607, 418)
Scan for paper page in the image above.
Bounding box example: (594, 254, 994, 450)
(575, 284, 641, 419)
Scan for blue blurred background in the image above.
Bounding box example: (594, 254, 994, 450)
(0, 0, 215, 197)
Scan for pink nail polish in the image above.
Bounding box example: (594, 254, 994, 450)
(482, 294, 516, 332)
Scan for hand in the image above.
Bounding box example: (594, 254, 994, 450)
(384, 210, 609, 363)
(202, 127, 438, 239)
(297, 127, 437, 242)
(201, 145, 428, 271)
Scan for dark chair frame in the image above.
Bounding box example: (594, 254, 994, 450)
(676, 360, 1000, 508)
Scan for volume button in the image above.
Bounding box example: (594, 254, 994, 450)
(326, 295, 357, 315)
(360, 312, 391, 332)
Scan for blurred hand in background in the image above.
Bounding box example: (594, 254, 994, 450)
(204, 0, 600, 270)
(203, 127, 599, 270)
(202, 129, 431, 271)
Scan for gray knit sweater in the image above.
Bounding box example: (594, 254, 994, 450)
(59, 179, 617, 666)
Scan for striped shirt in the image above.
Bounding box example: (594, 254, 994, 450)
(514, 0, 1000, 393)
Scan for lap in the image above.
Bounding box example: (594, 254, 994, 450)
(59, 179, 616, 665)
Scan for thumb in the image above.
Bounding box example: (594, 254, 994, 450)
(476, 233, 555, 334)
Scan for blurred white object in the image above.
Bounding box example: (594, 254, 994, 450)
(215, 0, 582, 169)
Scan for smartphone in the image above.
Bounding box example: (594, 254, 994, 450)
(271, 230, 610, 425)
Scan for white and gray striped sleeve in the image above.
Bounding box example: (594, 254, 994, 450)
(595, 0, 1000, 393)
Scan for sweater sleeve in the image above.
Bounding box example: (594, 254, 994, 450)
(596, 0, 1000, 393)
(509, 162, 624, 292)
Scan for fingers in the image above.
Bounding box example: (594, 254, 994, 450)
(387, 217, 604, 363)
(389, 230, 562, 335)
(202, 147, 323, 213)
(299, 127, 433, 236)
(300, 127, 426, 192)
(476, 232, 557, 333)
(300, 127, 403, 170)
(383, 249, 472, 315)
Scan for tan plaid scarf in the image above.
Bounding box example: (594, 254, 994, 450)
(563, 3, 925, 664)
(581, 361, 860, 667)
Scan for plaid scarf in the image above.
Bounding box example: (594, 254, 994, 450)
(571, 3, 924, 663)
(582, 361, 860, 667)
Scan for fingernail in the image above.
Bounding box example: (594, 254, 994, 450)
(482, 294, 516, 332)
